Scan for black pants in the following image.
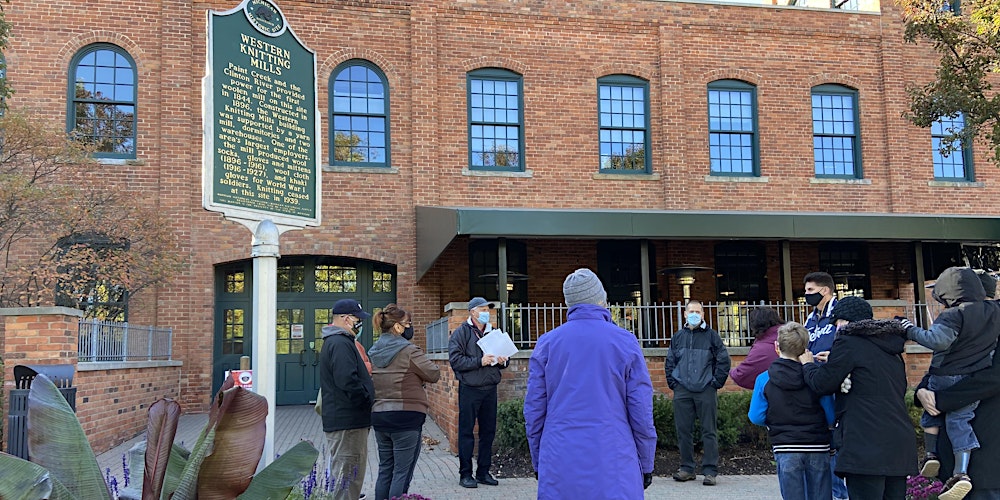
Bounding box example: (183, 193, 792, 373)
(458, 383, 498, 478)
(843, 473, 907, 499)
(673, 387, 720, 476)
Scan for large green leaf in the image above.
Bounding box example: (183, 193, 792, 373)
(0, 452, 56, 499)
(237, 441, 319, 500)
(197, 386, 268, 499)
(26, 374, 111, 500)
(142, 398, 181, 500)
(158, 443, 191, 500)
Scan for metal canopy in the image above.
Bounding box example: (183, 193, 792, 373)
(415, 206, 1000, 279)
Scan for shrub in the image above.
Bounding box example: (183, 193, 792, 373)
(495, 398, 529, 452)
(652, 394, 677, 448)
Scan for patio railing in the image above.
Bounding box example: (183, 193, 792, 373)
(426, 300, 939, 353)
(77, 319, 173, 362)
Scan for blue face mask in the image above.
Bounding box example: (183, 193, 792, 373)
(687, 312, 702, 326)
(477, 311, 491, 325)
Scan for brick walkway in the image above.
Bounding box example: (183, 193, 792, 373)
(97, 405, 781, 499)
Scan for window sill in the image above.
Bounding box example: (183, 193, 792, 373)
(704, 175, 768, 183)
(323, 165, 399, 174)
(462, 168, 534, 178)
(593, 172, 660, 181)
(809, 177, 871, 185)
(98, 158, 145, 166)
(928, 180, 983, 188)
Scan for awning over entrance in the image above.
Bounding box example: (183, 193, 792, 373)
(416, 206, 1000, 279)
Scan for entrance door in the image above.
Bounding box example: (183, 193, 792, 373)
(214, 256, 397, 405)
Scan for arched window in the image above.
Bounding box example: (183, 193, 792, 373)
(811, 84, 861, 178)
(468, 68, 524, 171)
(708, 80, 758, 176)
(598, 74, 651, 173)
(330, 60, 389, 167)
(68, 44, 137, 159)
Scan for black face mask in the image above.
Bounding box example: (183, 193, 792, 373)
(401, 326, 414, 340)
(804, 292, 824, 307)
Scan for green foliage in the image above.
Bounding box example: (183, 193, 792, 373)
(495, 398, 529, 452)
(652, 394, 677, 447)
(901, 0, 1000, 166)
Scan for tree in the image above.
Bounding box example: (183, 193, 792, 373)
(333, 131, 365, 162)
(0, 111, 181, 318)
(901, 0, 1000, 165)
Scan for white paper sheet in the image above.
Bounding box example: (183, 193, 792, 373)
(476, 329, 519, 364)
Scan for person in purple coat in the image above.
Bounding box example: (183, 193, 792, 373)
(524, 268, 657, 499)
(729, 307, 785, 390)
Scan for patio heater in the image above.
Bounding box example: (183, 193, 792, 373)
(659, 264, 714, 302)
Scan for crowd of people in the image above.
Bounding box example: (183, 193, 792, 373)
(316, 266, 1000, 500)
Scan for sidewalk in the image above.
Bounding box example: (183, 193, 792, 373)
(96, 405, 781, 499)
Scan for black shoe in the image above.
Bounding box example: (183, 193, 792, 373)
(460, 475, 478, 488)
(476, 472, 499, 486)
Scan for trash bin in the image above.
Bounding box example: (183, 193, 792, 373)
(6, 364, 76, 460)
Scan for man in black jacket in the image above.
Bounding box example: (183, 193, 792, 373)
(320, 298, 374, 500)
(448, 296, 509, 488)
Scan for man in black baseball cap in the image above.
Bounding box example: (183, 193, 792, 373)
(320, 298, 374, 500)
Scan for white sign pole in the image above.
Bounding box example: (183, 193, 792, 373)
(251, 219, 279, 469)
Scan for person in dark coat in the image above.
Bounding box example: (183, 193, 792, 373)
(800, 296, 918, 499)
(916, 357, 1000, 500)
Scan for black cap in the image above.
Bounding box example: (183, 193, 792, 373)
(830, 296, 873, 323)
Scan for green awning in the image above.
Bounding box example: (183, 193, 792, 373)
(416, 206, 1000, 279)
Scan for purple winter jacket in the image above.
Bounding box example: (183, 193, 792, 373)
(524, 304, 657, 500)
(729, 324, 780, 390)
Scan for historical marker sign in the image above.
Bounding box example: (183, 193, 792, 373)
(203, 0, 320, 227)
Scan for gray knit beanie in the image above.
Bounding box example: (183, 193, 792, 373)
(563, 268, 608, 306)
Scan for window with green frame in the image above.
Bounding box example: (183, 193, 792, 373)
(330, 60, 390, 167)
(708, 80, 758, 176)
(598, 75, 651, 173)
(811, 84, 861, 178)
(468, 68, 523, 171)
(931, 113, 973, 181)
(67, 44, 137, 159)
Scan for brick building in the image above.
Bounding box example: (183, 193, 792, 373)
(3, 0, 997, 452)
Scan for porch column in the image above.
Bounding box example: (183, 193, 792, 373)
(498, 237, 509, 304)
(913, 241, 927, 324)
(781, 240, 793, 303)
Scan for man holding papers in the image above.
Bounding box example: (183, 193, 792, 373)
(524, 269, 657, 499)
(448, 296, 510, 489)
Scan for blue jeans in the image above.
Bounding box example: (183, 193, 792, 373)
(921, 374, 980, 453)
(374, 429, 422, 500)
(775, 452, 832, 500)
(831, 453, 848, 499)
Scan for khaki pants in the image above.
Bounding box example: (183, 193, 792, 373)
(325, 427, 370, 500)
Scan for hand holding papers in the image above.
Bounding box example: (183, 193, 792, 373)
(476, 329, 519, 365)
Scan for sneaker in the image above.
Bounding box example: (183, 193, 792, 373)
(939, 474, 972, 500)
(459, 475, 478, 488)
(476, 472, 499, 486)
(703, 475, 717, 486)
(921, 454, 940, 478)
(672, 469, 696, 482)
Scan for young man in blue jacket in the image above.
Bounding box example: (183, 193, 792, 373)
(664, 299, 730, 486)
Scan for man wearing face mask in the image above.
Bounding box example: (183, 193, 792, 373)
(448, 296, 510, 489)
(320, 298, 376, 500)
(664, 299, 731, 486)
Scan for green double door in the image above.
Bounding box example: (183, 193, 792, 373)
(213, 256, 396, 405)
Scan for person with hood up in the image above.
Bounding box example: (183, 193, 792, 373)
(897, 266, 1000, 500)
(799, 296, 917, 499)
(319, 298, 376, 500)
(664, 299, 731, 486)
(368, 304, 440, 500)
(749, 321, 835, 500)
(524, 268, 657, 499)
(730, 307, 785, 390)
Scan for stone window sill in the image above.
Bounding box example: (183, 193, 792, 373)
(463, 168, 534, 178)
(928, 180, 983, 188)
(809, 177, 871, 185)
(704, 175, 769, 183)
(324, 165, 399, 174)
(593, 172, 660, 181)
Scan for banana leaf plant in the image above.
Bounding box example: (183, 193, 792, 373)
(0, 374, 318, 500)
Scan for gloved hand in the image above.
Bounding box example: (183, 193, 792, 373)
(643, 472, 653, 489)
(534, 471, 538, 480)
(894, 316, 914, 330)
(840, 373, 852, 394)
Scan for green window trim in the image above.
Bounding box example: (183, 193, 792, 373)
(330, 59, 391, 167)
(67, 43, 138, 159)
(467, 68, 525, 172)
(931, 113, 974, 182)
(598, 74, 651, 174)
(811, 84, 862, 179)
(708, 79, 759, 177)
